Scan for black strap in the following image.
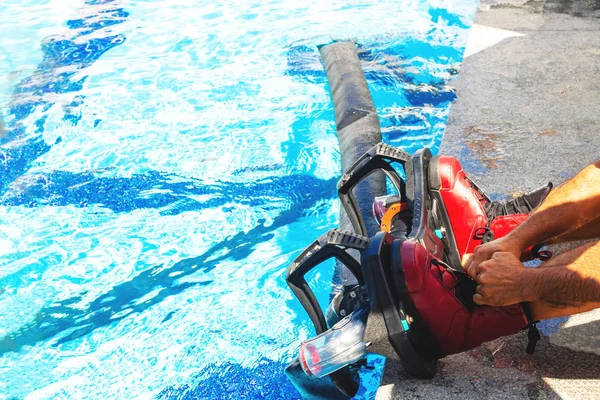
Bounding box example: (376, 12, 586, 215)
(527, 324, 541, 355)
(521, 303, 540, 354)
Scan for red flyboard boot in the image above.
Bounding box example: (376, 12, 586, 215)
(361, 148, 553, 378)
(428, 155, 552, 270)
(396, 154, 552, 357)
(398, 240, 534, 356)
(285, 143, 556, 394)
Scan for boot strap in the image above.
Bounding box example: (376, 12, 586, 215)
(521, 302, 540, 354)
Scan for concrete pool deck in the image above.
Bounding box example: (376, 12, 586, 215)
(377, 1, 600, 399)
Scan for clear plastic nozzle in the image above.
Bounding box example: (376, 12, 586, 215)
(299, 306, 368, 378)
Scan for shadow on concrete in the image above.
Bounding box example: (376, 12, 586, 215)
(379, 3, 600, 399)
(381, 318, 600, 399)
(545, 0, 600, 17)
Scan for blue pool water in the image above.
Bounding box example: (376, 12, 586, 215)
(0, 1, 477, 398)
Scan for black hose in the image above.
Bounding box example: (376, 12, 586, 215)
(319, 41, 385, 286)
(285, 42, 390, 400)
(321, 41, 400, 373)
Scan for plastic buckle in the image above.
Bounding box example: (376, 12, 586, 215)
(537, 249, 553, 261)
(474, 227, 494, 243)
(380, 202, 410, 232)
(531, 244, 553, 262)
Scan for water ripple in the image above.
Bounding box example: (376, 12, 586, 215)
(0, 0, 477, 398)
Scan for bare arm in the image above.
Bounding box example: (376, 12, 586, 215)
(464, 161, 600, 277)
(549, 216, 600, 243)
(471, 240, 600, 308)
(506, 161, 600, 251)
(524, 240, 600, 307)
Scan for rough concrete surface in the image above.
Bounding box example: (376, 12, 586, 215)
(378, 1, 600, 399)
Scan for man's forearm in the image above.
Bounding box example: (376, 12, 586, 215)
(507, 161, 600, 250)
(551, 216, 600, 243)
(523, 240, 600, 307)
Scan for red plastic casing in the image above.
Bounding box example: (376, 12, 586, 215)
(401, 155, 534, 355)
(400, 241, 528, 355)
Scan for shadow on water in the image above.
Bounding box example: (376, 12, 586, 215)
(1, 170, 337, 215)
(155, 348, 384, 400)
(284, 4, 467, 106)
(0, 174, 337, 355)
(157, 358, 301, 400)
(0, 0, 345, 362)
(0, 0, 128, 195)
(0, 2, 474, 397)
(286, 41, 458, 97)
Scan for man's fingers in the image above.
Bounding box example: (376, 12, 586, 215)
(464, 245, 497, 278)
(475, 284, 485, 295)
(492, 251, 508, 260)
(463, 253, 476, 275)
(462, 253, 473, 267)
(476, 272, 489, 285)
(474, 259, 494, 278)
(466, 255, 484, 279)
(473, 293, 485, 305)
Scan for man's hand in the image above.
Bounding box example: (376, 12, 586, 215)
(462, 236, 524, 280)
(471, 252, 539, 306)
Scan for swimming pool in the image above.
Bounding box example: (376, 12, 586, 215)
(0, 1, 476, 398)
